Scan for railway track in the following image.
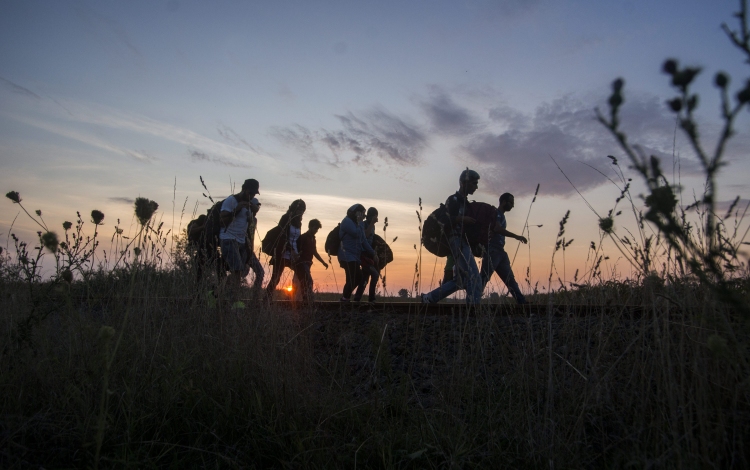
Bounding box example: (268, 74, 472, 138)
(271, 300, 647, 317)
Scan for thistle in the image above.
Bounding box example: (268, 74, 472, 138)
(91, 210, 105, 225)
(134, 198, 159, 226)
(5, 191, 20, 203)
(41, 231, 59, 253)
(63, 221, 73, 231)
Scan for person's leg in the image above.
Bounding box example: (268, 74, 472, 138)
(451, 237, 482, 304)
(353, 268, 370, 301)
(266, 257, 284, 295)
(220, 239, 244, 301)
(340, 261, 355, 299)
(367, 267, 379, 302)
(423, 241, 464, 303)
(442, 255, 454, 284)
(302, 263, 315, 302)
(478, 249, 494, 291)
(247, 252, 264, 289)
(493, 248, 526, 304)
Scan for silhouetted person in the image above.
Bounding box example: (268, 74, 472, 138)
(354, 207, 381, 304)
(338, 204, 377, 302)
(266, 199, 306, 297)
(294, 218, 328, 301)
(480, 193, 527, 304)
(219, 179, 260, 304)
(421, 170, 482, 305)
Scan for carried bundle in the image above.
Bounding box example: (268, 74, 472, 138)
(421, 204, 452, 257)
(465, 201, 498, 257)
(371, 234, 394, 270)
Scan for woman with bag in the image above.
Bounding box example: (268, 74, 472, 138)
(338, 204, 377, 302)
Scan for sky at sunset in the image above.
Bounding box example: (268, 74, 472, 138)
(1, 0, 749, 296)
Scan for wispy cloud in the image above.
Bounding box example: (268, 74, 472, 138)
(9, 114, 155, 163)
(417, 85, 482, 136)
(108, 197, 135, 205)
(216, 124, 260, 153)
(0, 76, 41, 99)
(272, 107, 427, 168)
(189, 149, 251, 168)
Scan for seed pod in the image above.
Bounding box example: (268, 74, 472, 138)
(91, 210, 105, 225)
(662, 59, 678, 75)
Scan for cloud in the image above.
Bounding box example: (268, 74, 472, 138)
(216, 124, 259, 153)
(10, 114, 154, 163)
(108, 197, 135, 205)
(462, 94, 703, 197)
(290, 168, 333, 181)
(189, 149, 251, 168)
(0, 76, 41, 99)
(417, 86, 482, 136)
(272, 107, 427, 167)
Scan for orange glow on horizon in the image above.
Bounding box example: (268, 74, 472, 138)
(285, 286, 293, 292)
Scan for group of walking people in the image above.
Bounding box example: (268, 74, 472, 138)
(188, 168, 528, 306)
(187, 178, 389, 304)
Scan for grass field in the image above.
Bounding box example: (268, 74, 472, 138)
(1, 262, 748, 468)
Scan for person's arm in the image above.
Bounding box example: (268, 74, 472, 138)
(360, 228, 378, 261)
(313, 247, 329, 268)
(219, 199, 250, 226)
(446, 196, 475, 225)
(492, 224, 528, 244)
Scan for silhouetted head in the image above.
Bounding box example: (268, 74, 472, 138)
(499, 193, 514, 212)
(347, 204, 366, 222)
(459, 169, 480, 195)
(365, 207, 378, 225)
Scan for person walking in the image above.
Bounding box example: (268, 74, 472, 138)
(354, 207, 381, 304)
(421, 170, 483, 305)
(218, 179, 260, 305)
(338, 204, 377, 302)
(265, 199, 306, 296)
(480, 193, 527, 304)
(245, 197, 264, 291)
(294, 218, 328, 301)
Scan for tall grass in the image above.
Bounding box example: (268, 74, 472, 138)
(1, 259, 748, 467)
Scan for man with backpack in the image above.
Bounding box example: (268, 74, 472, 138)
(421, 169, 483, 305)
(294, 218, 328, 302)
(219, 179, 260, 304)
(481, 193, 527, 304)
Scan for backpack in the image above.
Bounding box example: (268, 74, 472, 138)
(261, 225, 285, 256)
(187, 215, 207, 247)
(465, 201, 498, 257)
(202, 199, 225, 250)
(324, 223, 342, 256)
(421, 204, 452, 257)
(371, 234, 394, 270)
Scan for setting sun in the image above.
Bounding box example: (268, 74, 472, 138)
(285, 286, 293, 292)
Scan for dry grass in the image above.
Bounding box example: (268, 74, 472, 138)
(1, 265, 748, 468)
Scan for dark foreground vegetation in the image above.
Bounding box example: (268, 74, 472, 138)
(1, 263, 749, 468)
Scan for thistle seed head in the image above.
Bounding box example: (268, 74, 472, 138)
(134, 197, 159, 225)
(63, 221, 72, 231)
(41, 231, 59, 253)
(5, 191, 20, 203)
(91, 210, 105, 225)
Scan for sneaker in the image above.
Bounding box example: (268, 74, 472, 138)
(339, 297, 351, 302)
(420, 293, 432, 304)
